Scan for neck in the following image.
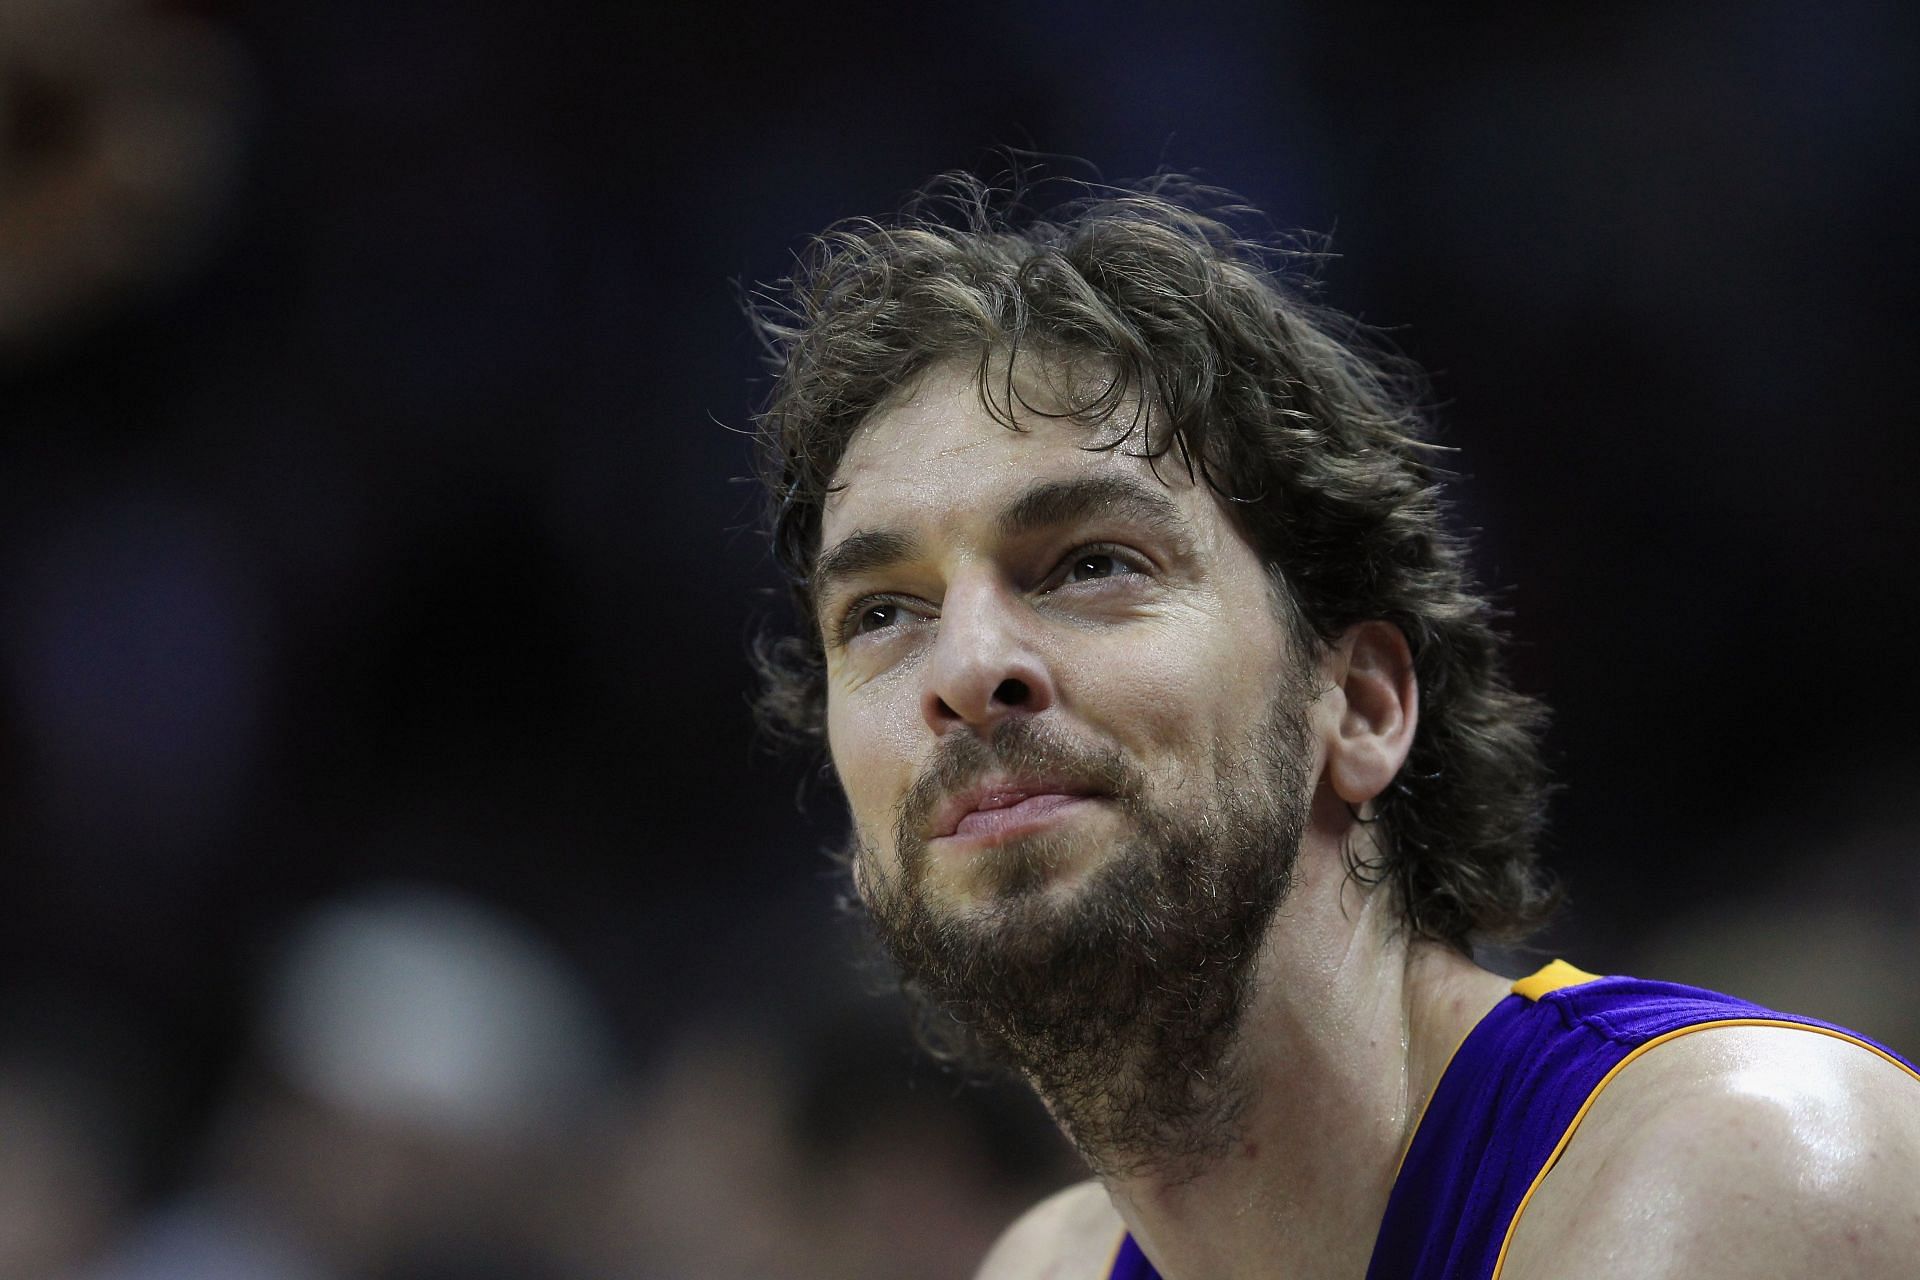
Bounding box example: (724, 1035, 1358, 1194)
(1071, 829, 1513, 1278)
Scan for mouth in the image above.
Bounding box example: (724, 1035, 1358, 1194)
(930, 778, 1108, 846)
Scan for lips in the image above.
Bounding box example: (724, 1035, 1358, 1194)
(931, 778, 1104, 842)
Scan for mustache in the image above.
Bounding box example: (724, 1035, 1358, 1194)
(894, 719, 1146, 848)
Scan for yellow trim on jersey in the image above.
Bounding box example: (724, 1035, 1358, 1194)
(1511, 959, 1601, 1001)
(1391, 1013, 1482, 1181)
(1488, 1019, 1920, 1280)
(1110, 961, 1604, 1270)
(1394, 962, 1596, 1181)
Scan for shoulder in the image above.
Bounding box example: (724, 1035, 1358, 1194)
(974, 1179, 1125, 1280)
(1503, 1024, 1920, 1280)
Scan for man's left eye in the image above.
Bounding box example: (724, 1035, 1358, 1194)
(1063, 551, 1134, 583)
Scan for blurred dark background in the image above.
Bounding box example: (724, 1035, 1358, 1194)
(2, 2, 1916, 1277)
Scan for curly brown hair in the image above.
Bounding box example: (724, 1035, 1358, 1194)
(747, 174, 1557, 948)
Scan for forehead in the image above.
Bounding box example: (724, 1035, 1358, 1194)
(820, 362, 1208, 546)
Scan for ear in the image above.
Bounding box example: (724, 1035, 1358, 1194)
(1321, 621, 1418, 812)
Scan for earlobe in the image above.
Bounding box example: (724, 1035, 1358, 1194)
(1324, 622, 1418, 808)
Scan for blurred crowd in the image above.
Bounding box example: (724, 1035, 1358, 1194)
(2, 2, 1915, 1277)
(0, 883, 1082, 1279)
(4, 862, 1917, 1280)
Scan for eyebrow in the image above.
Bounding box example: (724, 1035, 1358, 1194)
(811, 527, 924, 607)
(811, 472, 1194, 610)
(996, 473, 1191, 546)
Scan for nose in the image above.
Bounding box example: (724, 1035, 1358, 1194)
(921, 576, 1056, 735)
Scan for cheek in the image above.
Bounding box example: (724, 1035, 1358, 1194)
(1088, 622, 1290, 751)
(826, 695, 919, 845)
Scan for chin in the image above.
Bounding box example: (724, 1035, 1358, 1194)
(923, 831, 1107, 904)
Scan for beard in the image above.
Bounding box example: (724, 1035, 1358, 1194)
(851, 695, 1312, 1181)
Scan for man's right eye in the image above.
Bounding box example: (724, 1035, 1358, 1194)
(839, 597, 918, 644)
(853, 602, 900, 634)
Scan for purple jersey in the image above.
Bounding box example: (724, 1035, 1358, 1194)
(1107, 961, 1920, 1280)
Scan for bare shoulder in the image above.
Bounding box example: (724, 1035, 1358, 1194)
(1504, 1025, 1920, 1280)
(974, 1179, 1126, 1280)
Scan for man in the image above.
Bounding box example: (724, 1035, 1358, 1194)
(746, 176, 1920, 1279)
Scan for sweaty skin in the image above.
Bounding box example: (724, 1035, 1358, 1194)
(816, 363, 1920, 1280)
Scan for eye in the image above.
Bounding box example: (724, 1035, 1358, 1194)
(852, 601, 902, 634)
(835, 594, 925, 647)
(1060, 549, 1142, 585)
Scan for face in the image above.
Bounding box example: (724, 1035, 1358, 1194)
(815, 361, 1327, 1168)
(818, 361, 1322, 917)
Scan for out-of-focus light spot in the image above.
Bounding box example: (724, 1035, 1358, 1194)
(263, 884, 612, 1140)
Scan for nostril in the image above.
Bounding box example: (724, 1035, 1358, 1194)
(994, 677, 1030, 706)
